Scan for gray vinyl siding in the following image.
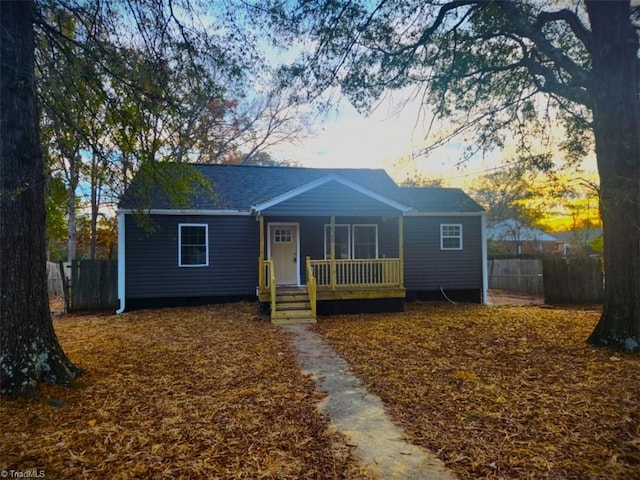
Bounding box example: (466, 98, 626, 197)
(262, 181, 403, 216)
(404, 215, 483, 290)
(124, 212, 482, 299)
(125, 214, 258, 298)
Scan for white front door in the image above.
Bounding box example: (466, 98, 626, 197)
(269, 224, 299, 285)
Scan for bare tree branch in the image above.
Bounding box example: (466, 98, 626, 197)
(519, 53, 591, 107)
(534, 9, 593, 52)
(497, 1, 591, 88)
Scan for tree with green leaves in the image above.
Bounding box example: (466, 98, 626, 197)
(2, 0, 300, 397)
(35, 2, 234, 261)
(266, 0, 639, 351)
(35, 1, 308, 260)
(37, 5, 108, 261)
(44, 176, 68, 261)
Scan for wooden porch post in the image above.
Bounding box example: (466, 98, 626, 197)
(330, 215, 336, 290)
(399, 215, 404, 288)
(258, 215, 265, 290)
(259, 215, 265, 260)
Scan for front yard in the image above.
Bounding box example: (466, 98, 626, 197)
(314, 303, 640, 479)
(0, 304, 367, 480)
(1, 302, 638, 479)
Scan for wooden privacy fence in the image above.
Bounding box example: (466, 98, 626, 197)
(60, 259, 118, 312)
(47, 261, 65, 297)
(488, 259, 543, 296)
(543, 257, 604, 304)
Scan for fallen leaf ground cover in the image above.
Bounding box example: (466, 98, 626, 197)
(1, 303, 367, 480)
(313, 302, 640, 480)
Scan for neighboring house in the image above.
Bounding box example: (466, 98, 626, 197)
(117, 164, 487, 323)
(553, 228, 603, 257)
(487, 218, 557, 256)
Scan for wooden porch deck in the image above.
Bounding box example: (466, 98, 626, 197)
(258, 257, 406, 323)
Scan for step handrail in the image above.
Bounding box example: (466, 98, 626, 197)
(306, 256, 317, 317)
(262, 259, 276, 317)
(269, 261, 276, 317)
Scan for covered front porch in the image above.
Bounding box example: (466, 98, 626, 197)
(257, 215, 406, 323)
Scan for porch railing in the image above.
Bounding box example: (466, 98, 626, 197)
(259, 257, 403, 298)
(309, 258, 403, 289)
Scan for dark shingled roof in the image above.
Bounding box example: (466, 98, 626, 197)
(398, 187, 484, 213)
(119, 163, 483, 213)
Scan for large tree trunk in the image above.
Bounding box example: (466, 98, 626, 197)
(1, 1, 81, 397)
(586, 1, 640, 351)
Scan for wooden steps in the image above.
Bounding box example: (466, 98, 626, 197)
(271, 286, 316, 324)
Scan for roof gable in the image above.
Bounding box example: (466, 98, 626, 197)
(253, 174, 411, 215)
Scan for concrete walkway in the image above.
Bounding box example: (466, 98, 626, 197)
(283, 324, 457, 480)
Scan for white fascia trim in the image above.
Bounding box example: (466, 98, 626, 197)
(404, 211, 484, 217)
(481, 212, 490, 305)
(252, 173, 412, 213)
(116, 212, 126, 314)
(117, 208, 250, 216)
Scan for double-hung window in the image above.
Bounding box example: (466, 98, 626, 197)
(179, 224, 209, 266)
(323, 224, 379, 259)
(352, 225, 378, 259)
(324, 224, 350, 259)
(440, 224, 463, 250)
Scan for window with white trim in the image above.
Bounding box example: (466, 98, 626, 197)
(440, 224, 463, 250)
(352, 224, 378, 259)
(324, 224, 350, 259)
(179, 224, 209, 266)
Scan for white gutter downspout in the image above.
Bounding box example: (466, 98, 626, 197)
(116, 211, 126, 314)
(481, 212, 490, 305)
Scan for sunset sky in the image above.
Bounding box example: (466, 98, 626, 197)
(271, 94, 508, 187)
(271, 92, 598, 189)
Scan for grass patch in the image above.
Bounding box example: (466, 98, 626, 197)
(313, 302, 640, 480)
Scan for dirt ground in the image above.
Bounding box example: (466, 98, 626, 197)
(487, 290, 545, 306)
(488, 290, 603, 312)
(49, 295, 65, 313)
